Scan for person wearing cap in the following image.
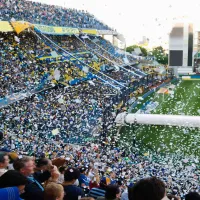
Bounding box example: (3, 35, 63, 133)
(79, 167, 90, 188)
(62, 167, 84, 200)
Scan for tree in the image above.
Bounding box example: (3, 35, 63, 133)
(126, 45, 148, 56)
(152, 46, 168, 65)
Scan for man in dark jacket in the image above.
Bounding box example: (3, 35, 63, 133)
(13, 156, 55, 200)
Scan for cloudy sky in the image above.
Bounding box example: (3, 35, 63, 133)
(31, 0, 200, 47)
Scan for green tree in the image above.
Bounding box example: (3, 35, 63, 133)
(126, 45, 148, 56)
(152, 46, 168, 65)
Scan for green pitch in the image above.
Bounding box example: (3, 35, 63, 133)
(119, 80, 200, 156)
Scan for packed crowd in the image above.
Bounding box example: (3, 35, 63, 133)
(0, 60, 196, 200)
(86, 36, 136, 65)
(0, 137, 200, 200)
(0, 2, 183, 200)
(0, 80, 117, 146)
(0, 33, 177, 200)
(43, 34, 136, 69)
(36, 33, 136, 88)
(0, 31, 138, 98)
(53, 37, 135, 85)
(0, 32, 49, 98)
(0, 0, 112, 30)
(83, 36, 139, 76)
(85, 37, 125, 66)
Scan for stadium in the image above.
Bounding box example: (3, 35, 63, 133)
(0, 0, 200, 200)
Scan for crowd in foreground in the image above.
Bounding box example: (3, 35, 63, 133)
(0, 146, 200, 200)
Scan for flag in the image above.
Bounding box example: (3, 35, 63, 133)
(11, 21, 32, 34)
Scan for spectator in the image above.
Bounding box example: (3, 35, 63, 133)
(13, 156, 54, 200)
(0, 152, 9, 177)
(89, 174, 100, 189)
(62, 167, 84, 200)
(34, 158, 53, 183)
(109, 171, 117, 185)
(44, 182, 64, 200)
(8, 152, 19, 170)
(58, 166, 66, 184)
(35, 158, 52, 172)
(97, 185, 121, 200)
(79, 167, 90, 188)
(185, 192, 200, 200)
(120, 187, 129, 200)
(128, 177, 166, 200)
(88, 178, 109, 199)
(0, 170, 28, 194)
(0, 187, 21, 200)
(167, 194, 180, 200)
(46, 166, 60, 186)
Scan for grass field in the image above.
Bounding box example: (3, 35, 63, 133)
(119, 80, 200, 156)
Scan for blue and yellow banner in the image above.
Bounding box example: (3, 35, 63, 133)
(0, 21, 118, 37)
(34, 24, 79, 35)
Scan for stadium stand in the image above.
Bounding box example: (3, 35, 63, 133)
(0, 0, 112, 30)
(0, 1, 188, 200)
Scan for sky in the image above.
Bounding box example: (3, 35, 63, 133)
(31, 0, 200, 47)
